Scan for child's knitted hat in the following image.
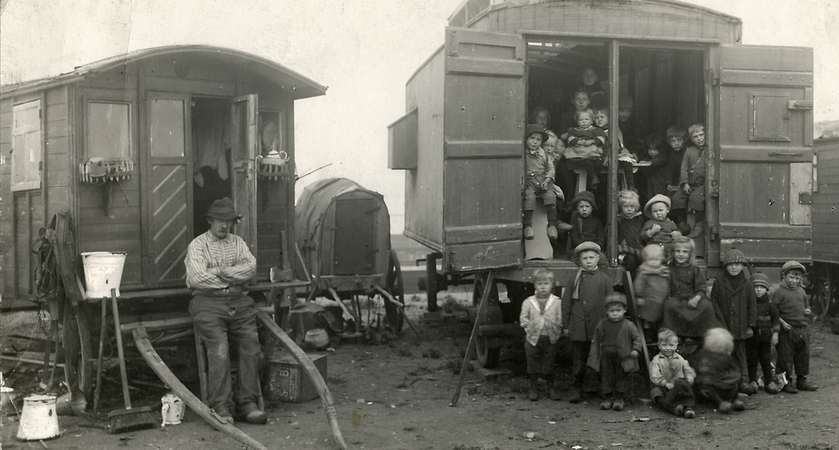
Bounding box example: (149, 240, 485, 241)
(722, 249, 748, 266)
(571, 190, 597, 210)
(604, 292, 627, 308)
(780, 260, 807, 276)
(525, 124, 548, 143)
(666, 125, 686, 139)
(643, 194, 671, 218)
(752, 272, 770, 289)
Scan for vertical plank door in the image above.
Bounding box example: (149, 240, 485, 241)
(714, 45, 813, 263)
(442, 27, 526, 272)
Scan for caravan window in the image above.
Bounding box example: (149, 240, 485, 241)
(11, 99, 42, 192)
(86, 101, 131, 160)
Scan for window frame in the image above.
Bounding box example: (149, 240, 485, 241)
(83, 98, 134, 161)
(11, 99, 43, 192)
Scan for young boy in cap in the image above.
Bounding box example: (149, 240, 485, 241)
(747, 272, 781, 394)
(520, 269, 563, 401)
(569, 191, 605, 250)
(586, 292, 644, 411)
(710, 249, 757, 394)
(640, 194, 679, 247)
(185, 197, 267, 424)
(523, 124, 560, 240)
(773, 261, 819, 393)
(562, 241, 613, 403)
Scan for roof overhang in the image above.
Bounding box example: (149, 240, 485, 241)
(0, 45, 327, 100)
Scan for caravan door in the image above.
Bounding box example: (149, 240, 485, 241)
(442, 27, 526, 272)
(713, 45, 813, 264)
(230, 94, 259, 254)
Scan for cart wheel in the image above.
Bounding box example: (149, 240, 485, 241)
(62, 304, 95, 403)
(472, 276, 502, 368)
(384, 249, 405, 333)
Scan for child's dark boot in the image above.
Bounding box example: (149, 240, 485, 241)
(796, 377, 819, 391)
(528, 375, 540, 401)
(732, 398, 745, 411)
(717, 401, 733, 414)
(740, 381, 757, 395)
(782, 382, 799, 394)
(568, 387, 582, 404)
(547, 376, 562, 401)
(611, 398, 625, 411)
(599, 397, 613, 410)
(765, 380, 780, 394)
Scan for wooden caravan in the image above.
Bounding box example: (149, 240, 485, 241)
(0, 45, 326, 302)
(813, 137, 839, 265)
(295, 178, 404, 330)
(388, 0, 814, 366)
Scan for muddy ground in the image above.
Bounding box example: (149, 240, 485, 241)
(2, 293, 838, 449)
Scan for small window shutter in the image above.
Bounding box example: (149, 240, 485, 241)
(11, 100, 42, 192)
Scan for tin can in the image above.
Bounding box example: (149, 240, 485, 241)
(161, 393, 184, 426)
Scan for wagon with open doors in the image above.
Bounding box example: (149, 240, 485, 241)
(295, 177, 405, 333)
(0, 45, 325, 418)
(387, 0, 814, 367)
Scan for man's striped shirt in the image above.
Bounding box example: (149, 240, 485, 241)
(185, 230, 256, 290)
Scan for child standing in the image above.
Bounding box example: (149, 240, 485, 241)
(586, 292, 644, 411)
(710, 249, 757, 394)
(665, 126, 688, 231)
(562, 242, 613, 403)
(662, 233, 719, 345)
(693, 328, 745, 413)
(774, 261, 819, 393)
(520, 269, 563, 401)
(747, 272, 781, 394)
(679, 124, 707, 238)
(617, 190, 644, 275)
(641, 134, 670, 199)
(634, 244, 669, 340)
(523, 124, 560, 240)
(649, 329, 696, 418)
(640, 194, 679, 247)
(569, 191, 605, 250)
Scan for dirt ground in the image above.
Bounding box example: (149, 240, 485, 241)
(2, 293, 839, 450)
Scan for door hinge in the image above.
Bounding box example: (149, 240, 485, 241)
(709, 225, 720, 242)
(788, 99, 813, 111)
(708, 68, 720, 86)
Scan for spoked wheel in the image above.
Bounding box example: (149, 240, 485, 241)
(472, 275, 502, 368)
(384, 249, 405, 333)
(62, 303, 95, 404)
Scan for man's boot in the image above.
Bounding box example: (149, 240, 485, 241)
(546, 209, 560, 239)
(524, 210, 535, 240)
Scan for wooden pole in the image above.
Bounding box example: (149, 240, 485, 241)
(449, 271, 494, 407)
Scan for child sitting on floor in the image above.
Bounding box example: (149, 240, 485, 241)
(640, 194, 679, 247)
(569, 191, 605, 250)
(693, 328, 745, 413)
(520, 269, 563, 401)
(587, 292, 644, 411)
(562, 241, 613, 403)
(523, 124, 560, 240)
(650, 328, 696, 418)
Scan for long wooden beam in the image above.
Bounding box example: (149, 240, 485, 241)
(131, 327, 267, 450)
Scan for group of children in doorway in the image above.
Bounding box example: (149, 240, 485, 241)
(523, 91, 708, 251)
(519, 238, 819, 417)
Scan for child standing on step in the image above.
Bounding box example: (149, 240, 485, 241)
(520, 269, 563, 401)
